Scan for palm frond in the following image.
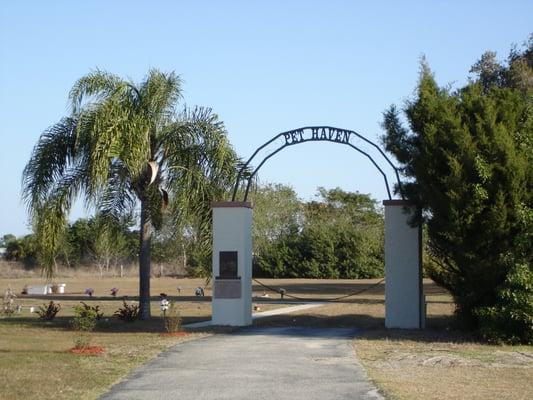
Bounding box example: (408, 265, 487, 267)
(97, 159, 137, 221)
(69, 69, 123, 114)
(22, 117, 78, 213)
(140, 69, 182, 125)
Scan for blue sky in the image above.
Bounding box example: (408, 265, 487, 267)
(1, 0, 531, 236)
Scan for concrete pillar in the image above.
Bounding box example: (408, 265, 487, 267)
(211, 202, 253, 326)
(383, 200, 424, 329)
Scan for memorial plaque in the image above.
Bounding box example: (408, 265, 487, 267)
(219, 251, 238, 279)
(214, 279, 242, 299)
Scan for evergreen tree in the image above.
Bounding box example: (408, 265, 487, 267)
(381, 38, 532, 341)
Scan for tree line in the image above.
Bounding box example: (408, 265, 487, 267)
(1, 185, 384, 280)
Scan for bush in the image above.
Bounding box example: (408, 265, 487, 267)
(162, 301, 181, 333)
(2, 287, 17, 317)
(78, 302, 104, 320)
(114, 299, 139, 322)
(37, 301, 61, 320)
(71, 303, 98, 348)
(476, 263, 533, 344)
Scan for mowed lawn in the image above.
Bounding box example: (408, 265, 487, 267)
(0, 277, 210, 399)
(0, 280, 211, 399)
(1, 276, 532, 400)
(0, 276, 286, 400)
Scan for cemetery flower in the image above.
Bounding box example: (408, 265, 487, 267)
(85, 288, 94, 297)
(110, 288, 119, 297)
(160, 299, 170, 312)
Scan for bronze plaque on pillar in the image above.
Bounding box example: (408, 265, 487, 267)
(219, 251, 238, 279)
(214, 279, 241, 299)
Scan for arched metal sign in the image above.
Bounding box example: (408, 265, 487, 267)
(231, 126, 404, 201)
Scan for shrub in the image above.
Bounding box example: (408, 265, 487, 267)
(2, 287, 17, 317)
(162, 301, 181, 333)
(78, 302, 104, 320)
(71, 304, 98, 348)
(476, 263, 533, 344)
(114, 299, 139, 322)
(37, 301, 61, 320)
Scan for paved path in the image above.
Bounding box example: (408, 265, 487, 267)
(100, 327, 383, 400)
(184, 303, 326, 328)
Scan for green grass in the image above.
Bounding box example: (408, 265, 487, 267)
(0, 298, 212, 400)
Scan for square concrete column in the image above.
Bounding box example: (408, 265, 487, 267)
(211, 202, 253, 326)
(383, 200, 424, 329)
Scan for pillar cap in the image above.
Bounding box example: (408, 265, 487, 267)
(383, 199, 411, 206)
(212, 201, 252, 209)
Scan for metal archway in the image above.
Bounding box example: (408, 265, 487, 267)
(231, 126, 404, 202)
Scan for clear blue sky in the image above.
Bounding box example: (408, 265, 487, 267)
(1, 0, 531, 236)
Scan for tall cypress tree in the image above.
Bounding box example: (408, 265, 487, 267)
(381, 40, 532, 340)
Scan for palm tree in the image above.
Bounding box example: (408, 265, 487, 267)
(22, 69, 239, 319)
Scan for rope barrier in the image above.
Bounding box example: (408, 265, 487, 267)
(252, 277, 385, 302)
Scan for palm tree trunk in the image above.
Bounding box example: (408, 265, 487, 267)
(139, 199, 151, 319)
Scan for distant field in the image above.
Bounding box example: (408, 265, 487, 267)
(1, 276, 531, 400)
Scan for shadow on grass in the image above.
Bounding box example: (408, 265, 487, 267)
(249, 311, 475, 343)
(251, 281, 448, 297)
(0, 315, 211, 333)
(19, 294, 212, 302)
(354, 323, 479, 345)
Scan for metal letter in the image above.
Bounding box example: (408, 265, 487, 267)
(343, 131, 351, 143)
(291, 131, 299, 143)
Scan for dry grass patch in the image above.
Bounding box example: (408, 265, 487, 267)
(0, 318, 208, 400)
(0, 276, 211, 298)
(354, 330, 533, 400)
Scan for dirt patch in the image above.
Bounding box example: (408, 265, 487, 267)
(371, 349, 533, 369)
(67, 346, 105, 355)
(159, 332, 189, 337)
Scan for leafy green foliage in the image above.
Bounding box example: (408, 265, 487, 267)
(114, 300, 140, 322)
(476, 263, 533, 344)
(22, 69, 240, 318)
(381, 37, 532, 341)
(251, 186, 384, 278)
(77, 301, 104, 320)
(1, 234, 37, 265)
(71, 303, 99, 348)
(37, 301, 61, 320)
(71, 305, 98, 331)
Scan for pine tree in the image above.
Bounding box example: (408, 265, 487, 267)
(381, 40, 532, 340)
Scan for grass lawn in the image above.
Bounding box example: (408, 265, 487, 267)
(1, 276, 532, 400)
(0, 276, 291, 400)
(354, 330, 533, 400)
(0, 293, 214, 400)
